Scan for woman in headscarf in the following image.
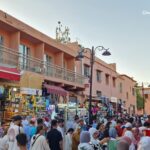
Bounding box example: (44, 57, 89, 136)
(89, 128, 109, 150)
(78, 131, 93, 150)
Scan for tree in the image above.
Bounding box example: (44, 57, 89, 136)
(136, 88, 145, 110)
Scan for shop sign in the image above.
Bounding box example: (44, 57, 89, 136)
(20, 87, 42, 96)
(144, 90, 150, 94)
(110, 97, 117, 103)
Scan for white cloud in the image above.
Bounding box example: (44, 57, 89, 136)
(142, 10, 150, 15)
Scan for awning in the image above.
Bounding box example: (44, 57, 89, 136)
(0, 66, 20, 81)
(44, 84, 68, 96)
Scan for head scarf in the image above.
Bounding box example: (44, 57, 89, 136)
(89, 127, 98, 137)
(80, 131, 90, 143)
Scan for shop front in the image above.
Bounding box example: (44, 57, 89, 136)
(0, 66, 21, 123)
(20, 87, 43, 116)
(42, 83, 68, 119)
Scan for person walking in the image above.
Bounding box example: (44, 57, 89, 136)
(72, 127, 81, 150)
(65, 128, 74, 150)
(78, 131, 94, 150)
(16, 133, 28, 150)
(47, 119, 63, 150)
(30, 125, 50, 150)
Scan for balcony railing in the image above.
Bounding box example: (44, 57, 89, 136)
(0, 45, 85, 85)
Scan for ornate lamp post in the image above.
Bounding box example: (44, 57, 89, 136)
(76, 46, 111, 124)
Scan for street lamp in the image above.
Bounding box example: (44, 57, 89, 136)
(76, 46, 111, 125)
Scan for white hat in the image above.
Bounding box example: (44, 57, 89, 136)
(125, 122, 132, 128)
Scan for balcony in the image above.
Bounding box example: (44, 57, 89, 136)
(0, 45, 85, 86)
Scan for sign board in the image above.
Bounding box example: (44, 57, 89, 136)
(144, 90, 150, 94)
(20, 87, 42, 96)
(110, 97, 117, 103)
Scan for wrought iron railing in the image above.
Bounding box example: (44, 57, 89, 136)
(0, 45, 84, 85)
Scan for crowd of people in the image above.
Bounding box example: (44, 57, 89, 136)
(0, 113, 150, 150)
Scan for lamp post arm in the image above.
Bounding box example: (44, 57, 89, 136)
(94, 46, 104, 51)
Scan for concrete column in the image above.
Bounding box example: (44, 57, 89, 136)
(35, 43, 44, 60)
(10, 31, 20, 51)
(55, 52, 64, 67)
(67, 58, 75, 71)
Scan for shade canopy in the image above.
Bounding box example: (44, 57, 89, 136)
(0, 66, 20, 81)
(44, 84, 68, 96)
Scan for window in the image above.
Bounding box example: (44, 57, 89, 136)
(44, 54, 53, 75)
(96, 70, 102, 82)
(19, 44, 30, 69)
(112, 77, 116, 87)
(97, 91, 102, 97)
(0, 35, 4, 45)
(119, 83, 123, 93)
(132, 88, 135, 96)
(105, 74, 109, 85)
(44, 54, 52, 65)
(145, 94, 148, 99)
(84, 64, 90, 77)
(126, 92, 129, 99)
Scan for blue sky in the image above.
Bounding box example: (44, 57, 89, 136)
(0, 0, 150, 83)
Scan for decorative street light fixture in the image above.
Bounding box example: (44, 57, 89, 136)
(76, 46, 111, 125)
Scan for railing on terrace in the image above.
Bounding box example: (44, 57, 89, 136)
(0, 45, 85, 85)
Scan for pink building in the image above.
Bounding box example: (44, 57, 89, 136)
(0, 10, 137, 115)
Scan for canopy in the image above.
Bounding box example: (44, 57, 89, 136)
(0, 66, 20, 81)
(44, 84, 68, 96)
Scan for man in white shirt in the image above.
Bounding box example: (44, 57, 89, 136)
(8, 115, 24, 150)
(57, 119, 64, 138)
(124, 122, 135, 150)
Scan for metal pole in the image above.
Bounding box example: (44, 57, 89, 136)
(89, 46, 94, 125)
(142, 82, 145, 115)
